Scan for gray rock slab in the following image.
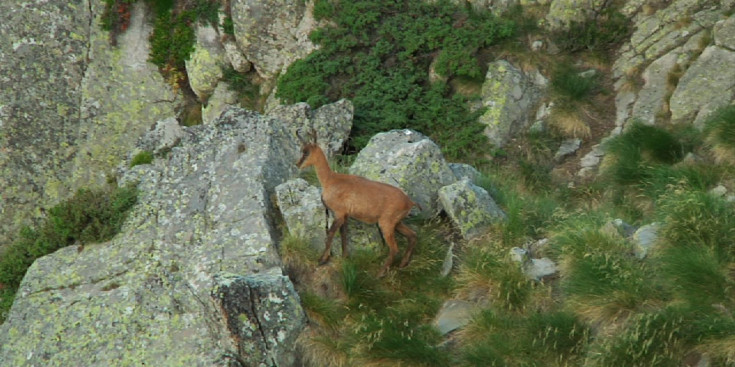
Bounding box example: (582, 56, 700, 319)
(0, 108, 304, 365)
(438, 179, 506, 240)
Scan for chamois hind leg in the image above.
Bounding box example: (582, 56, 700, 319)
(320, 215, 346, 265)
(377, 221, 399, 278)
(340, 220, 350, 258)
(396, 222, 417, 268)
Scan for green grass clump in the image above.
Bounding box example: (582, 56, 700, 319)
(654, 188, 735, 307)
(456, 245, 533, 311)
(656, 188, 735, 254)
(602, 122, 702, 201)
(551, 64, 599, 104)
(592, 306, 735, 366)
(704, 105, 735, 164)
(0, 184, 138, 322)
(130, 150, 154, 167)
(460, 308, 589, 366)
(277, 0, 515, 160)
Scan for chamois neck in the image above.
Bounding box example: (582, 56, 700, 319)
(311, 147, 334, 185)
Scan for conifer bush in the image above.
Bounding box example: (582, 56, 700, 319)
(277, 0, 515, 159)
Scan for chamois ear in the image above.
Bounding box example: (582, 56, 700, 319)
(309, 128, 318, 145)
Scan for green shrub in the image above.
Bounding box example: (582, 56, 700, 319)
(0, 184, 138, 323)
(277, 0, 515, 160)
(130, 150, 154, 167)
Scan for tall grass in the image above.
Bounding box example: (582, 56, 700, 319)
(704, 105, 735, 164)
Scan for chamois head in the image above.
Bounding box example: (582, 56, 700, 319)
(296, 129, 321, 169)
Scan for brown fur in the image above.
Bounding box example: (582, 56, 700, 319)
(297, 140, 418, 277)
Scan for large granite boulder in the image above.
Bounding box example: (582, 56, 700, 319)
(349, 130, 456, 214)
(230, 0, 321, 79)
(479, 60, 546, 148)
(186, 24, 226, 101)
(0, 0, 177, 247)
(669, 44, 735, 126)
(545, 0, 606, 30)
(0, 108, 305, 366)
(438, 178, 507, 240)
(267, 99, 354, 161)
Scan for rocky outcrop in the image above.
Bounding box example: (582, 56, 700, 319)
(230, 0, 321, 79)
(479, 60, 546, 148)
(0, 108, 305, 366)
(268, 99, 354, 161)
(0, 0, 177, 247)
(545, 0, 606, 30)
(613, 0, 735, 127)
(186, 24, 226, 101)
(438, 179, 507, 240)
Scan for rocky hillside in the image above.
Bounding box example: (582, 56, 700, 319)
(1, 0, 735, 365)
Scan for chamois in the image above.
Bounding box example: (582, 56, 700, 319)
(296, 131, 419, 277)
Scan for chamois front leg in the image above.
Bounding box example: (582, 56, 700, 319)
(319, 215, 346, 265)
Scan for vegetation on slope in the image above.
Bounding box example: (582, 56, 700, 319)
(0, 184, 138, 323)
(276, 0, 515, 160)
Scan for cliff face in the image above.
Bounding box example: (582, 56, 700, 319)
(0, 0, 176, 246)
(0, 108, 306, 366)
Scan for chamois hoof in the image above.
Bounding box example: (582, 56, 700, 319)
(377, 268, 389, 278)
(318, 257, 331, 266)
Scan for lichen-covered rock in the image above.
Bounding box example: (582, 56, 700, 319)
(479, 60, 545, 148)
(136, 117, 185, 156)
(276, 178, 329, 251)
(449, 163, 483, 184)
(613, 0, 727, 81)
(275, 178, 383, 257)
(0, 108, 304, 366)
(448, 0, 519, 14)
(230, 0, 320, 79)
(438, 178, 506, 240)
(630, 53, 679, 125)
(545, 0, 606, 30)
(202, 82, 239, 125)
(714, 15, 735, 50)
(350, 129, 456, 214)
(186, 24, 225, 101)
(669, 45, 735, 126)
(0, 0, 177, 247)
(267, 99, 353, 161)
(213, 272, 305, 367)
